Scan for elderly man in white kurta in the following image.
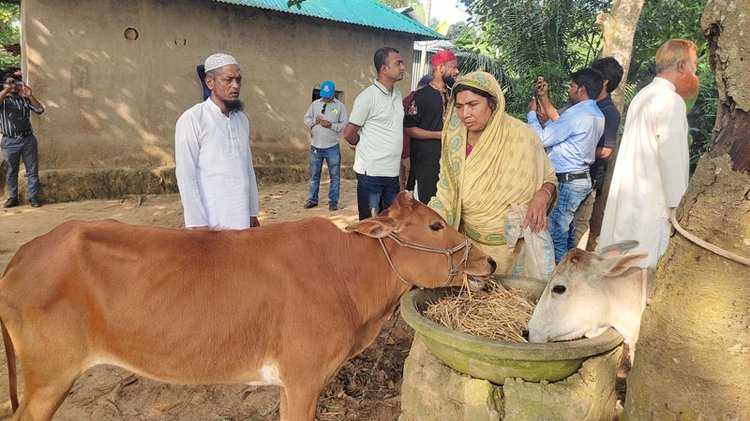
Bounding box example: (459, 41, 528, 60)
(175, 53, 260, 230)
(600, 39, 700, 268)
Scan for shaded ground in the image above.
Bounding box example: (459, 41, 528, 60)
(0, 179, 412, 420)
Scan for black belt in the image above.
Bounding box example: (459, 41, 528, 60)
(5, 130, 33, 139)
(556, 172, 589, 182)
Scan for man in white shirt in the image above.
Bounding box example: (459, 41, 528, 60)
(175, 53, 260, 230)
(344, 47, 405, 220)
(600, 39, 700, 268)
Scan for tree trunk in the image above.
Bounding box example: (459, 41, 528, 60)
(623, 0, 750, 418)
(588, 0, 646, 251)
(595, 0, 645, 114)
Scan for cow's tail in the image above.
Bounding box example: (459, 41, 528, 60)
(1, 318, 18, 412)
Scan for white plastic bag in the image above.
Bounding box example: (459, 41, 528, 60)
(504, 204, 556, 280)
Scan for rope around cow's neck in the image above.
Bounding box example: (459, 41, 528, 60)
(377, 233, 472, 289)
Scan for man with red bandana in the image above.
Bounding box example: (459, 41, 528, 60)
(404, 50, 460, 203)
(400, 75, 432, 191)
(599, 39, 700, 269)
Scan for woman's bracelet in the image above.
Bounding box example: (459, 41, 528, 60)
(540, 185, 553, 201)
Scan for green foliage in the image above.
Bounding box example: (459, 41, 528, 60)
(446, 22, 470, 40)
(629, 0, 706, 69)
(450, 26, 509, 86)
(459, 0, 609, 119)
(454, 50, 515, 92)
(458, 0, 716, 166)
(377, 0, 414, 8)
(0, 4, 19, 69)
(687, 63, 718, 169)
(626, 0, 714, 169)
(448, 22, 520, 99)
(287, 0, 305, 9)
(0, 4, 18, 41)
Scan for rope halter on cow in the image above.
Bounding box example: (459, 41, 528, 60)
(377, 232, 473, 289)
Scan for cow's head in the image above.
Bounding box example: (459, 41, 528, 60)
(345, 191, 495, 289)
(527, 241, 647, 343)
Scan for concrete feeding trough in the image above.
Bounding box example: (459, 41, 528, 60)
(400, 276, 623, 383)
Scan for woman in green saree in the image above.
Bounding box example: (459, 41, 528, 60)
(429, 72, 558, 274)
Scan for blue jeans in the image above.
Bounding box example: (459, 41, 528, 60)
(548, 178, 592, 263)
(1, 134, 40, 200)
(355, 172, 400, 220)
(308, 145, 340, 205)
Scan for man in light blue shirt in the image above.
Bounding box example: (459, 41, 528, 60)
(527, 68, 605, 263)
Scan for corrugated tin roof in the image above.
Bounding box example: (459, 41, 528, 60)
(214, 0, 443, 40)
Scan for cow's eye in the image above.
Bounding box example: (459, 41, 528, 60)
(429, 222, 444, 231)
(552, 285, 566, 294)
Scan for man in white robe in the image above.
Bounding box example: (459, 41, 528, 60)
(600, 39, 700, 268)
(175, 53, 260, 230)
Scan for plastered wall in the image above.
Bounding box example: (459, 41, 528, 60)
(22, 0, 415, 174)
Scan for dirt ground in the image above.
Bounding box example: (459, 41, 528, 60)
(0, 179, 414, 420)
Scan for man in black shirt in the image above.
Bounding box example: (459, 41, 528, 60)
(404, 50, 459, 203)
(0, 72, 45, 208)
(573, 57, 624, 249)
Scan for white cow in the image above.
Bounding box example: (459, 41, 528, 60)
(527, 241, 649, 356)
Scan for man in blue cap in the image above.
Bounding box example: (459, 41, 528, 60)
(303, 80, 348, 211)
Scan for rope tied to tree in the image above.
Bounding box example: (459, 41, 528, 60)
(670, 208, 750, 266)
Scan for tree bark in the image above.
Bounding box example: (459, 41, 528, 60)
(623, 0, 750, 418)
(595, 0, 645, 114)
(587, 0, 646, 251)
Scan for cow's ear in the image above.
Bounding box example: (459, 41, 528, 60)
(598, 253, 648, 277)
(396, 191, 416, 209)
(598, 241, 639, 259)
(345, 217, 396, 238)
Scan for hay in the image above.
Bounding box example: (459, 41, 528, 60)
(424, 282, 536, 343)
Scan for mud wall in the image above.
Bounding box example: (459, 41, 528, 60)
(16, 0, 415, 201)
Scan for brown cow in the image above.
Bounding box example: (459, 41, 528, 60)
(0, 191, 495, 420)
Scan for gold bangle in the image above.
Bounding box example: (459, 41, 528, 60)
(540, 186, 553, 201)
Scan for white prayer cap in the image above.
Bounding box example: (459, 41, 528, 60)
(204, 53, 239, 72)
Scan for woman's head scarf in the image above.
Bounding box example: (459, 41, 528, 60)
(428, 71, 557, 245)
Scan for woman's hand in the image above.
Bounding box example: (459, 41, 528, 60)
(523, 183, 555, 232)
(523, 192, 548, 232)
